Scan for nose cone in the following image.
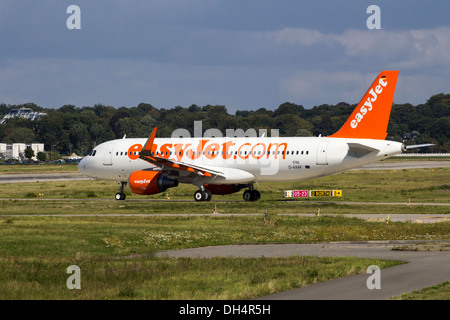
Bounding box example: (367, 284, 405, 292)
(78, 156, 94, 177)
(78, 157, 88, 175)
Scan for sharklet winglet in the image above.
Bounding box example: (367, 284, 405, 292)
(140, 127, 157, 156)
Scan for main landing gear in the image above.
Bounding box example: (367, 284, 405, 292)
(194, 187, 212, 202)
(115, 181, 127, 200)
(243, 183, 260, 202)
(243, 189, 260, 202)
(193, 183, 261, 202)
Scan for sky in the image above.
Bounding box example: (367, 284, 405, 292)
(1, 0, 450, 113)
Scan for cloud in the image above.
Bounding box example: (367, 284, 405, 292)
(335, 27, 450, 69)
(279, 71, 371, 107)
(269, 26, 450, 71)
(0, 1, 449, 110)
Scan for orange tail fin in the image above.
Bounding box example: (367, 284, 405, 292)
(329, 70, 399, 140)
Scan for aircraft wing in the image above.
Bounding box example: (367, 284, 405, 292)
(140, 153, 223, 178)
(138, 128, 255, 183)
(139, 127, 222, 178)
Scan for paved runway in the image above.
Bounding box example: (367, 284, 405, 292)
(356, 160, 450, 170)
(1, 212, 449, 223)
(157, 240, 450, 300)
(0, 172, 90, 183)
(0, 160, 448, 184)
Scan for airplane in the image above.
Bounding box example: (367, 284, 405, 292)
(78, 70, 422, 201)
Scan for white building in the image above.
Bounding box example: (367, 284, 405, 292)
(0, 143, 44, 161)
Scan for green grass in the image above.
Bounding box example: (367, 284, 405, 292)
(392, 282, 450, 300)
(0, 163, 79, 174)
(0, 254, 401, 300)
(1, 215, 414, 300)
(0, 163, 448, 299)
(0, 167, 448, 218)
(1, 167, 449, 204)
(1, 216, 449, 257)
(0, 215, 448, 299)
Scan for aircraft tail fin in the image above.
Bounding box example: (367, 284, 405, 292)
(329, 70, 399, 140)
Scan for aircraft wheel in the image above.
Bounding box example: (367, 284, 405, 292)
(194, 190, 205, 202)
(115, 192, 126, 200)
(194, 190, 212, 202)
(243, 190, 254, 201)
(243, 190, 260, 202)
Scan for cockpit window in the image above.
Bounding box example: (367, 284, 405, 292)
(88, 150, 97, 156)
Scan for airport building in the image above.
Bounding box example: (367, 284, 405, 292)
(0, 143, 44, 161)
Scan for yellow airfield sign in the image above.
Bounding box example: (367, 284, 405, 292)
(284, 190, 343, 198)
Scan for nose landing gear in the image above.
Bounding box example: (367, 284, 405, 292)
(115, 181, 127, 200)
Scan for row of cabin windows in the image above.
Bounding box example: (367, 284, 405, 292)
(116, 150, 310, 157)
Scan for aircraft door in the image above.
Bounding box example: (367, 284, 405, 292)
(316, 141, 328, 165)
(103, 143, 115, 166)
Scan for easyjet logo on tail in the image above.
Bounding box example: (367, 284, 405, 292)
(329, 70, 398, 140)
(350, 76, 388, 129)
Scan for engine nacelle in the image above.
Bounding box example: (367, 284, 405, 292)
(129, 170, 178, 195)
(204, 184, 246, 195)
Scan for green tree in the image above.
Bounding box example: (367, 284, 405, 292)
(69, 123, 90, 155)
(4, 127, 35, 144)
(37, 151, 47, 162)
(25, 146, 35, 160)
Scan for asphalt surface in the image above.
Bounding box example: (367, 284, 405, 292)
(0, 160, 448, 184)
(357, 160, 450, 170)
(0, 172, 90, 183)
(157, 241, 450, 300)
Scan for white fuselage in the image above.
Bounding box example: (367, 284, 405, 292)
(78, 136, 404, 185)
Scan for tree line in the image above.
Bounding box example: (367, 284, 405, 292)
(0, 93, 449, 156)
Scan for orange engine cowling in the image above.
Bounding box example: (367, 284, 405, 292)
(204, 184, 246, 195)
(129, 170, 178, 195)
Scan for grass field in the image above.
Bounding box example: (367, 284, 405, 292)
(0, 163, 449, 300)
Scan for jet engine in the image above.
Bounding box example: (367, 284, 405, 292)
(128, 170, 178, 195)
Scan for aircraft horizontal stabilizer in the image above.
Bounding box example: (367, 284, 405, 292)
(405, 144, 435, 150)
